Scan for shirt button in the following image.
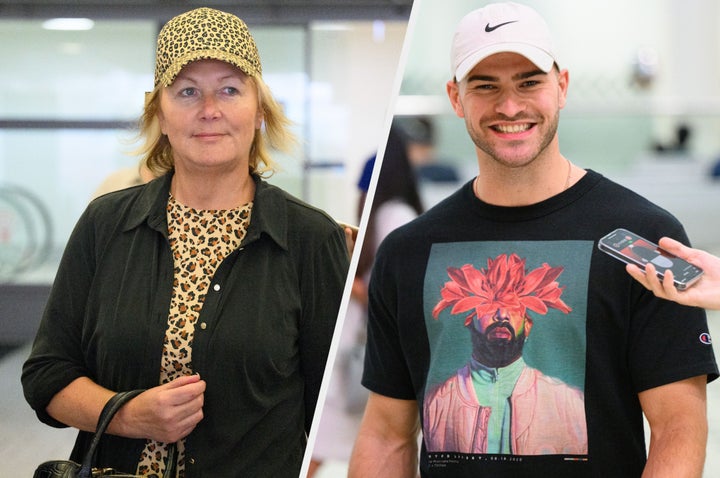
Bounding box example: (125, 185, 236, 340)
(213, 283, 221, 292)
(200, 322, 207, 330)
(188, 457, 195, 465)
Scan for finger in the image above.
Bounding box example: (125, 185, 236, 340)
(173, 395, 205, 423)
(154, 390, 204, 440)
(645, 264, 680, 300)
(643, 263, 663, 290)
(657, 237, 692, 260)
(626, 264, 650, 288)
(165, 373, 202, 389)
(167, 397, 205, 440)
(657, 236, 683, 250)
(157, 377, 206, 409)
(661, 268, 678, 296)
(176, 382, 205, 411)
(172, 415, 204, 442)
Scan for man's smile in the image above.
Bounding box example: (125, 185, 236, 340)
(491, 123, 534, 134)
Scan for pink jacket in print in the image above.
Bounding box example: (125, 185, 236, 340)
(423, 363, 587, 455)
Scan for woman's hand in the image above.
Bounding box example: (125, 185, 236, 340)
(117, 374, 206, 443)
(627, 237, 720, 310)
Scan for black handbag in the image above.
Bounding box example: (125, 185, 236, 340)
(33, 390, 177, 478)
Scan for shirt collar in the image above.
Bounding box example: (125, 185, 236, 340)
(470, 356, 526, 385)
(123, 172, 288, 251)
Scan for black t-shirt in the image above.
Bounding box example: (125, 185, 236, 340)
(363, 170, 718, 477)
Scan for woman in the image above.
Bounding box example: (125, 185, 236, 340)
(22, 8, 349, 477)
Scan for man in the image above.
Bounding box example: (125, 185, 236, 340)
(424, 253, 586, 455)
(348, 3, 718, 477)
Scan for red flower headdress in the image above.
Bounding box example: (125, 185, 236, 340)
(432, 253, 572, 326)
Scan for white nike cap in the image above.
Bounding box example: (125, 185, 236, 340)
(451, 2, 558, 81)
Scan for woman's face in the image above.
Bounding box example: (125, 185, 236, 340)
(157, 59, 263, 176)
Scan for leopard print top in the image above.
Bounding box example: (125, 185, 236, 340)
(136, 194, 252, 477)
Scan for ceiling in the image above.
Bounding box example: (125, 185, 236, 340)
(0, 0, 414, 24)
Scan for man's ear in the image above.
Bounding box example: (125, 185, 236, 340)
(446, 79, 465, 119)
(557, 68, 569, 110)
(523, 317, 534, 337)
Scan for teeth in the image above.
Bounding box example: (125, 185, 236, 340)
(495, 123, 531, 134)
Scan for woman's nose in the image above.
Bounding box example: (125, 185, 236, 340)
(199, 95, 221, 119)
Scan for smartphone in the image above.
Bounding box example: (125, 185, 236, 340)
(598, 228, 703, 290)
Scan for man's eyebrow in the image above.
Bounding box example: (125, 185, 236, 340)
(466, 74, 498, 83)
(515, 69, 547, 80)
(466, 69, 548, 83)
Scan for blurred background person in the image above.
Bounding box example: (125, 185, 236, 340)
(22, 8, 349, 477)
(395, 115, 458, 184)
(310, 123, 423, 478)
(91, 162, 155, 200)
(652, 123, 692, 155)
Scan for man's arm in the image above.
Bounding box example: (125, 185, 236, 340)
(639, 375, 708, 478)
(349, 392, 420, 478)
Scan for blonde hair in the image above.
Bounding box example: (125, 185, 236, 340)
(135, 74, 296, 178)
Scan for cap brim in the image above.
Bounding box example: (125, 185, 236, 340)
(160, 50, 260, 87)
(455, 43, 555, 81)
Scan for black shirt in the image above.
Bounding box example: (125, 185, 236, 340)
(23, 173, 350, 477)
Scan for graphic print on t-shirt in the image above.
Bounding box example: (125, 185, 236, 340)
(422, 240, 591, 463)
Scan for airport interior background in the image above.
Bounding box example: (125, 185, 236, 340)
(1, 0, 719, 476)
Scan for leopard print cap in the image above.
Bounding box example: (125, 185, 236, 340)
(154, 7, 262, 87)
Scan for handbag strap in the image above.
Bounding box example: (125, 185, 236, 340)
(78, 389, 145, 478)
(164, 442, 177, 478)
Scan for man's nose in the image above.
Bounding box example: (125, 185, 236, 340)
(494, 90, 526, 118)
(493, 309, 510, 321)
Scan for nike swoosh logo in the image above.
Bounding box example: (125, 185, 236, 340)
(485, 21, 518, 32)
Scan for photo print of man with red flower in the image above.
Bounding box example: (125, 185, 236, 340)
(423, 244, 589, 458)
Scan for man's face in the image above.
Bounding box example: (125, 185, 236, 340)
(470, 308, 532, 368)
(473, 307, 530, 339)
(446, 52, 568, 169)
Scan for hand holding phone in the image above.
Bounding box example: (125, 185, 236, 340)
(598, 228, 703, 290)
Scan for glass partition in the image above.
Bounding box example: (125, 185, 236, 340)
(0, 18, 407, 284)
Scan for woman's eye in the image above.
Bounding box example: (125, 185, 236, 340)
(222, 87, 239, 95)
(179, 87, 197, 97)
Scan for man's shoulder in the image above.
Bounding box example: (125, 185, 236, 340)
(580, 171, 686, 234)
(386, 183, 469, 239)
